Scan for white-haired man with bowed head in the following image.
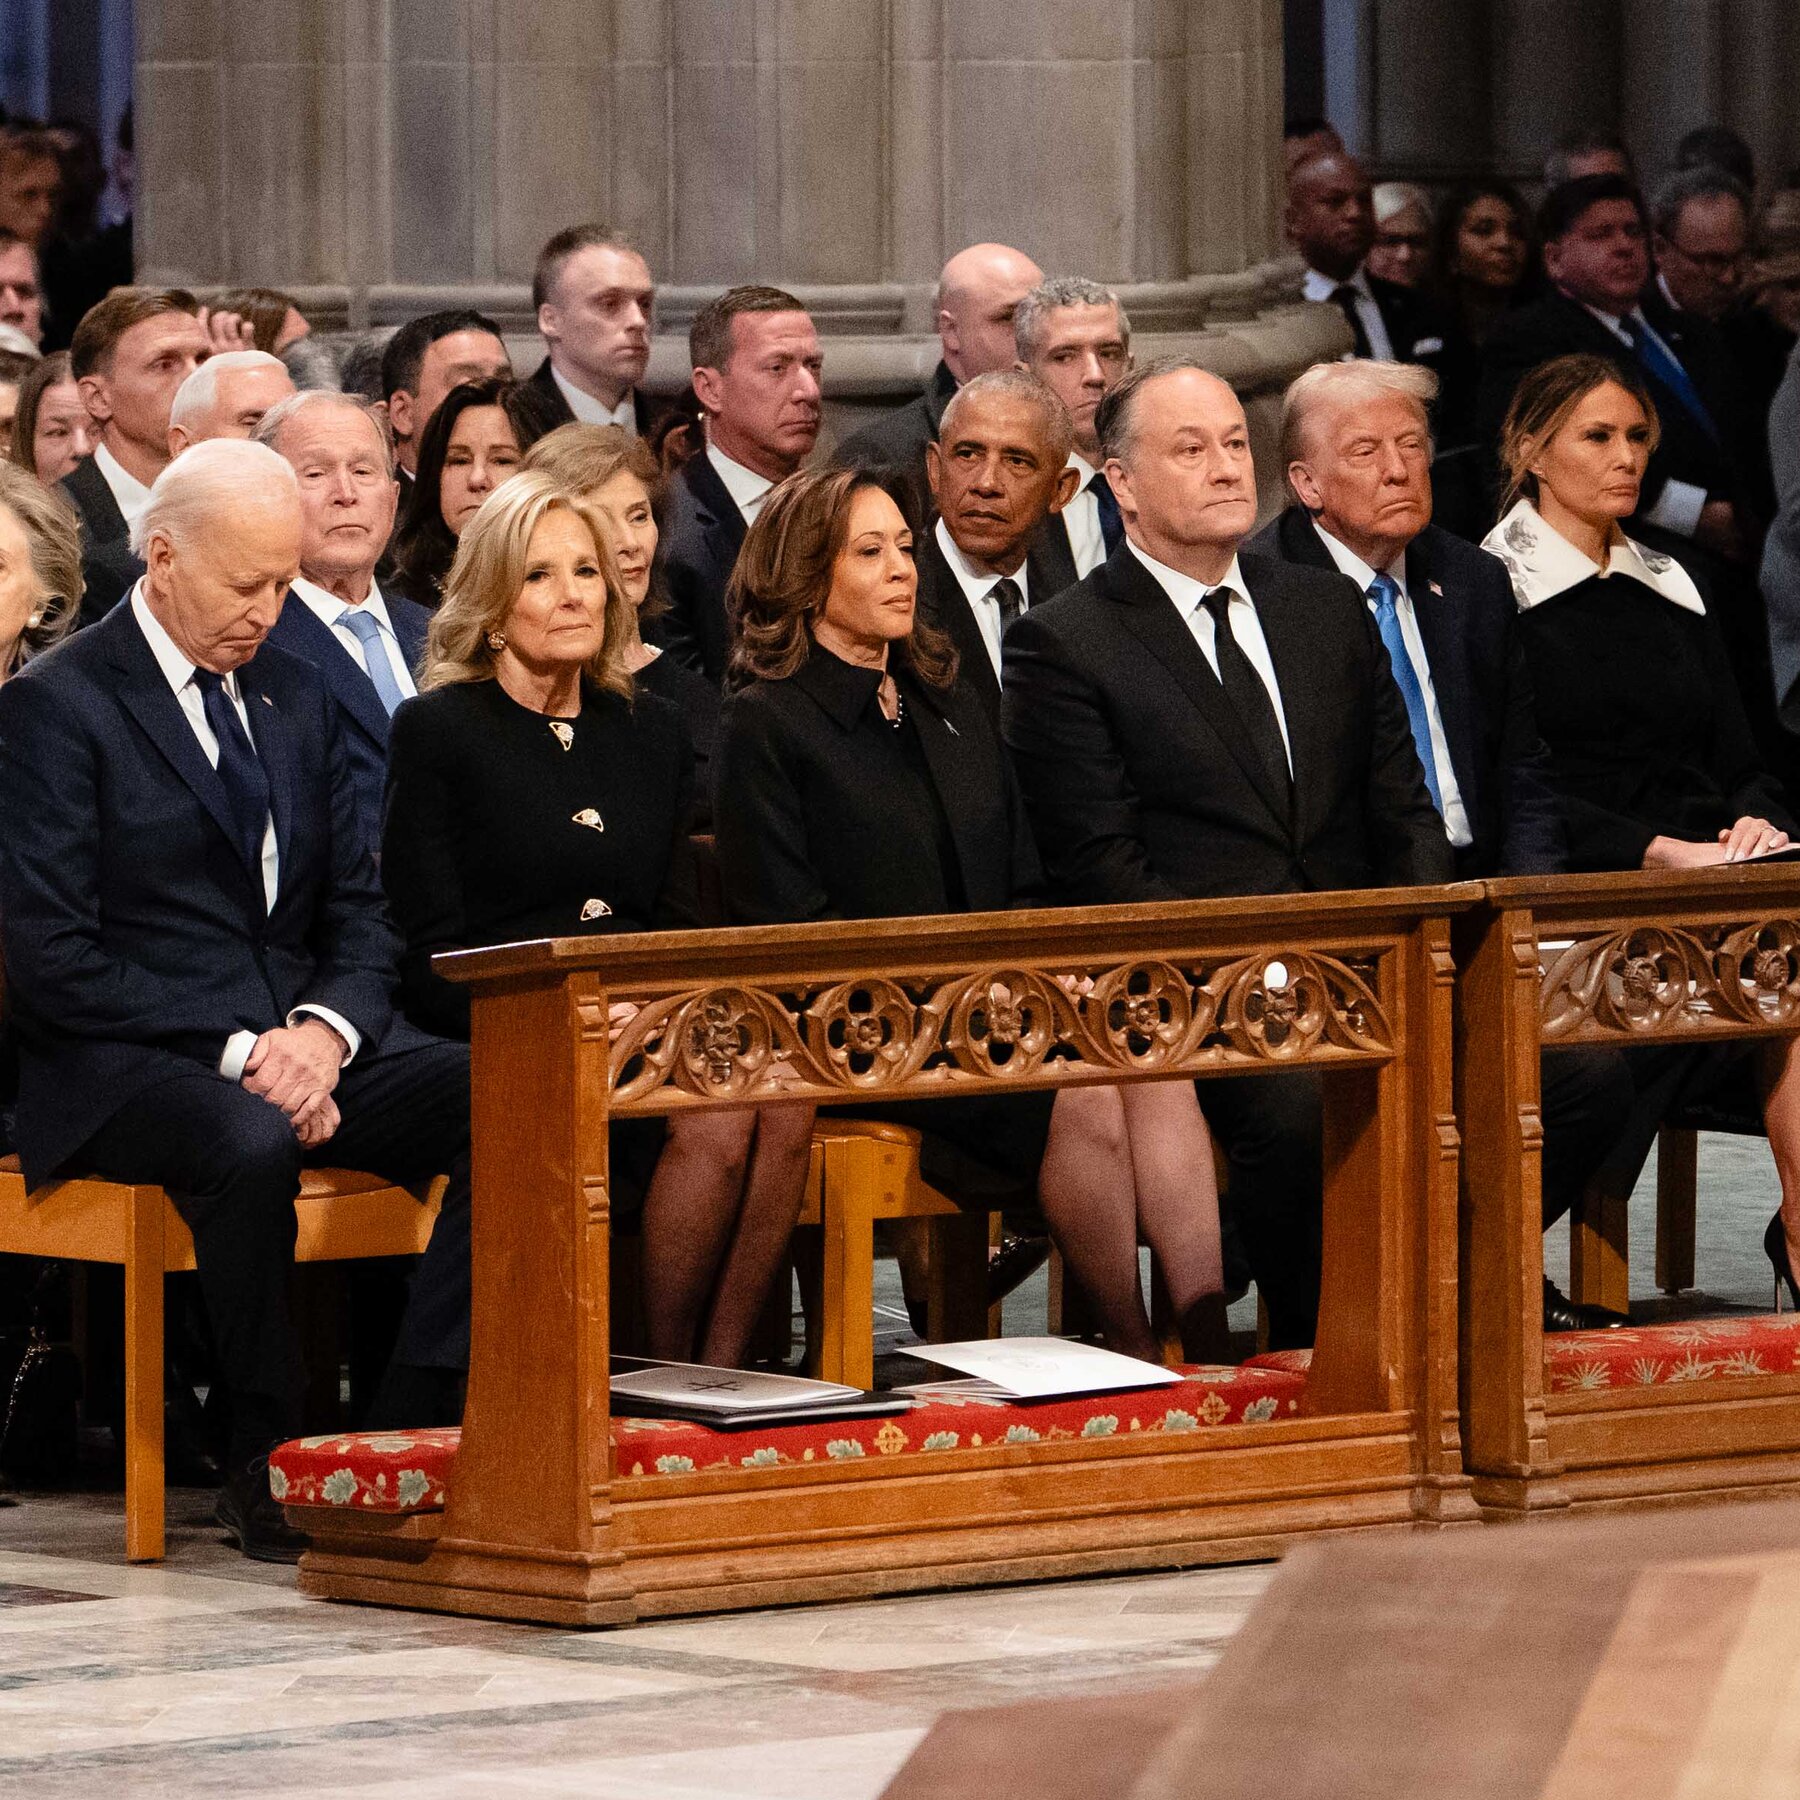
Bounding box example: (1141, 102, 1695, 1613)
(0, 438, 474, 1563)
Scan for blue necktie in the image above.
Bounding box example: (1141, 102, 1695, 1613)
(1089, 471, 1124, 555)
(1367, 574, 1443, 817)
(341, 607, 408, 716)
(192, 668, 271, 882)
(1620, 315, 1719, 445)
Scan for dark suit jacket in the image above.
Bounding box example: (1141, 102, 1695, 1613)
(831, 359, 959, 518)
(1246, 508, 1566, 877)
(1001, 544, 1454, 903)
(715, 648, 1040, 924)
(264, 588, 432, 844)
(60, 453, 128, 550)
(651, 450, 747, 683)
(913, 526, 1009, 731)
(0, 602, 406, 1186)
(524, 356, 661, 438)
(1475, 292, 1741, 525)
(1026, 508, 1079, 603)
(60, 456, 142, 627)
(78, 539, 145, 629)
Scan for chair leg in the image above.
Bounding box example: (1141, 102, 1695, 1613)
(1655, 1126, 1698, 1297)
(122, 1192, 165, 1563)
(819, 1140, 878, 1390)
(1569, 1183, 1631, 1316)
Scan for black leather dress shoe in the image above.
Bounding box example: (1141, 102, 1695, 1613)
(216, 1459, 310, 1565)
(1543, 1278, 1629, 1333)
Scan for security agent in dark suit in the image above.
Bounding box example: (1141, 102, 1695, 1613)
(1247, 358, 1636, 1332)
(256, 390, 427, 842)
(834, 242, 1044, 510)
(913, 370, 1077, 731)
(1003, 359, 1453, 1347)
(525, 223, 662, 438)
(0, 441, 472, 1561)
(653, 286, 823, 682)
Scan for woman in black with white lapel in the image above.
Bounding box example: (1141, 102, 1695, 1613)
(381, 470, 815, 1367)
(1482, 351, 1800, 1306)
(715, 467, 1231, 1363)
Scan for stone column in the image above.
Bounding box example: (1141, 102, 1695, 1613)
(1620, 0, 1727, 178)
(1365, 0, 1490, 180)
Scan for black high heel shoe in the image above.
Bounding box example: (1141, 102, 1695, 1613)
(1764, 1215, 1800, 1312)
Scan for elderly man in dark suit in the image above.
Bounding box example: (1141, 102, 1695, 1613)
(0, 439, 471, 1561)
(256, 390, 426, 841)
(1003, 359, 1451, 1347)
(1246, 358, 1635, 1331)
(914, 370, 1075, 730)
(654, 285, 823, 682)
(834, 242, 1043, 508)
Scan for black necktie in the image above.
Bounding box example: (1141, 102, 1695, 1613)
(1201, 590, 1291, 802)
(192, 668, 271, 883)
(989, 576, 1023, 633)
(1089, 471, 1124, 554)
(1329, 284, 1373, 359)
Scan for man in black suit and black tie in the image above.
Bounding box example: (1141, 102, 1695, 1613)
(525, 224, 661, 438)
(834, 241, 1044, 509)
(914, 370, 1076, 731)
(654, 285, 823, 682)
(257, 390, 427, 842)
(1012, 275, 1133, 598)
(0, 439, 473, 1561)
(1003, 359, 1452, 1347)
(1246, 358, 1636, 1331)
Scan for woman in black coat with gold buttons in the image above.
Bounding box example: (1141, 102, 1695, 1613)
(381, 470, 814, 1367)
(715, 467, 1231, 1364)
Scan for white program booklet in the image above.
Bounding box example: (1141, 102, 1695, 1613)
(908, 1337, 1182, 1399)
(610, 1358, 866, 1417)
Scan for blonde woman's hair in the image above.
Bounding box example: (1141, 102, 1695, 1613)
(1495, 352, 1661, 519)
(523, 421, 659, 497)
(420, 469, 634, 699)
(0, 461, 81, 673)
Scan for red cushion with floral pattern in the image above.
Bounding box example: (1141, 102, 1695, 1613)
(1544, 1313, 1800, 1391)
(270, 1363, 1308, 1514)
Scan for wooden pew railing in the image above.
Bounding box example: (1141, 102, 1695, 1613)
(1459, 867, 1800, 1515)
(296, 886, 1477, 1626)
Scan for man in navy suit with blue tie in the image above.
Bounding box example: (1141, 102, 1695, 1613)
(0, 440, 470, 1561)
(256, 391, 430, 842)
(1246, 358, 1634, 1333)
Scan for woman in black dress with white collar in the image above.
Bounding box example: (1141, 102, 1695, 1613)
(1482, 351, 1800, 1304)
(714, 467, 1231, 1364)
(381, 470, 814, 1366)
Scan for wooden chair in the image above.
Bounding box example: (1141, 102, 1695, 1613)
(0, 1156, 445, 1561)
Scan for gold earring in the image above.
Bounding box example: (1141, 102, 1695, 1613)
(486, 630, 506, 651)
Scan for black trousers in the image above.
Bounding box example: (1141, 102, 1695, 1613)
(1198, 1070, 1322, 1351)
(75, 1037, 471, 1458)
(1539, 1045, 1638, 1229)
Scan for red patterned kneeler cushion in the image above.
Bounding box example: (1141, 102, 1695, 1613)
(270, 1362, 1307, 1514)
(1244, 1318, 1800, 1395)
(1544, 1313, 1800, 1391)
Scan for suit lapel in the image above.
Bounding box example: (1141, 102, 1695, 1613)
(239, 657, 296, 897)
(275, 599, 391, 746)
(106, 609, 263, 892)
(65, 456, 128, 548)
(1403, 535, 1479, 813)
(1245, 567, 1324, 835)
(903, 679, 987, 899)
(686, 452, 748, 571)
(917, 535, 1001, 725)
(1105, 552, 1292, 828)
(1026, 511, 1079, 600)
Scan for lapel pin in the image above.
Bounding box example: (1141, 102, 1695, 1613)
(945, 719, 959, 736)
(572, 807, 604, 832)
(1428, 581, 1444, 597)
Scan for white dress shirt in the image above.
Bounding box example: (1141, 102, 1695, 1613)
(1577, 300, 1708, 539)
(1312, 524, 1473, 849)
(1126, 540, 1293, 771)
(290, 575, 418, 702)
(95, 442, 153, 531)
(933, 517, 1030, 679)
(1301, 265, 1396, 362)
(707, 443, 775, 525)
(1061, 452, 1108, 580)
(550, 365, 637, 431)
(128, 584, 361, 1080)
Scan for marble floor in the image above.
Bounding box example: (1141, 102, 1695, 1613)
(0, 1131, 1783, 1797)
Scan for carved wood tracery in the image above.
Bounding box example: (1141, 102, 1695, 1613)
(1539, 917, 1800, 1043)
(607, 949, 1393, 1111)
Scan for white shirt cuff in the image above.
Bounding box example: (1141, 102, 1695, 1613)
(220, 1029, 258, 1083)
(288, 1005, 361, 1063)
(1643, 479, 1707, 540)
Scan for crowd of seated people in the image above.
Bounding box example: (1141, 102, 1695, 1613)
(7, 108, 1800, 1561)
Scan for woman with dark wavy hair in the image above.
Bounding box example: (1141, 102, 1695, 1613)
(714, 467, 1231, 1363)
